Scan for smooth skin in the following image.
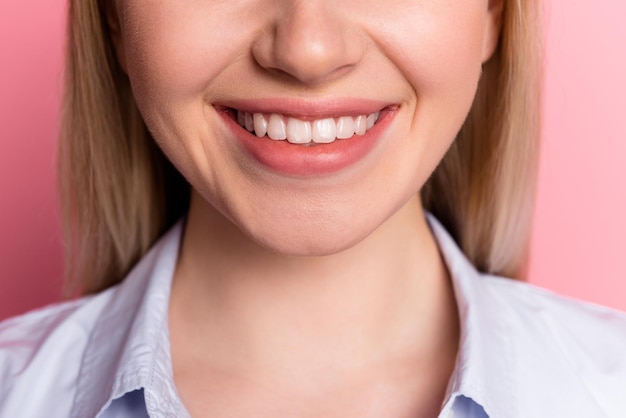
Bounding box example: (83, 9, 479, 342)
(109, 0, 502, 416)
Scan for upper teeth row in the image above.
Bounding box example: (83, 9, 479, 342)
(236, 111, 380, 144)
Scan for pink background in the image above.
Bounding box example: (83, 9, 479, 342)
(0, 1, 625, 320)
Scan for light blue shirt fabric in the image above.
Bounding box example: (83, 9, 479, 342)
(1, 215, 626, 417)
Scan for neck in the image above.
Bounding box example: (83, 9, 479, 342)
(169, 192, 459, 383)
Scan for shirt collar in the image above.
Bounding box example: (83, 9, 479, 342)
(71, 220, 188, 418)
(71, 214, 519, 418)
(426, 214, 519, 418)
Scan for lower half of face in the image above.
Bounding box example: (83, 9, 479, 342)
(120, 0, 494, 255)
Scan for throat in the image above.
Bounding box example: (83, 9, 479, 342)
(168, 194, 459, 389)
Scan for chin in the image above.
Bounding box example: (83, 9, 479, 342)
(243, 216, 375, 258)
(257, 236, 361, 258)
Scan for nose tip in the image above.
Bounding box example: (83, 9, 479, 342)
(252, 4, 365, 85)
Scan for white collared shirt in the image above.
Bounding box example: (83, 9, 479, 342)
(1, 215, 625, 418)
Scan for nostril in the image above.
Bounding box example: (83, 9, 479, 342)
(263, 63, 358, 86)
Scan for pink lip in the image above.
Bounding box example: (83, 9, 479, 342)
(215, 99, 398, 177)
(214, 98, 392, 120)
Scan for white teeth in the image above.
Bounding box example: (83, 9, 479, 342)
(354, 115, 367, 135)
(235, 110, 381, 144)
(287, 118, 312, 144)
(366, 112, 379, 130)
(267, 114, 287, 140)
(312, 118, 337, 143)
(336, 116, 355, 139)
(253, 113, 268, 137)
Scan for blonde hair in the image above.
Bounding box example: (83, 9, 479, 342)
(61, 0, 188, 294)
(422, 0, 542, 278)
(60, 0, 541, 293)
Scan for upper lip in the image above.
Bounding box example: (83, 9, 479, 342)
(213, 98, 396, 120)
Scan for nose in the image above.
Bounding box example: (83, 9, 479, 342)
(252, 2, 365, 85)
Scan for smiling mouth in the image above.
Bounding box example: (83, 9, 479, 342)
(217, 102, 397, 176)
(230, 109, 382, 145)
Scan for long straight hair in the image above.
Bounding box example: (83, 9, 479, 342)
(422, 0, 542, 277)
(60, 0, 541, 294)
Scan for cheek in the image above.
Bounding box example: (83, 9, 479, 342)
(121, 6, 221, 108)
(354, 4, 490, 219)
(374, 3, 487, 105)
(119, 1, 268, 126)
(117, 2, 257, 192)
(375, 3, 488, 167)
(424, 24, 485, 110)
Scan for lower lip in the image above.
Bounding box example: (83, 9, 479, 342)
(219, 108, 396, 177)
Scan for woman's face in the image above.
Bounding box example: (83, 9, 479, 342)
(113, 0, 502, 255)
